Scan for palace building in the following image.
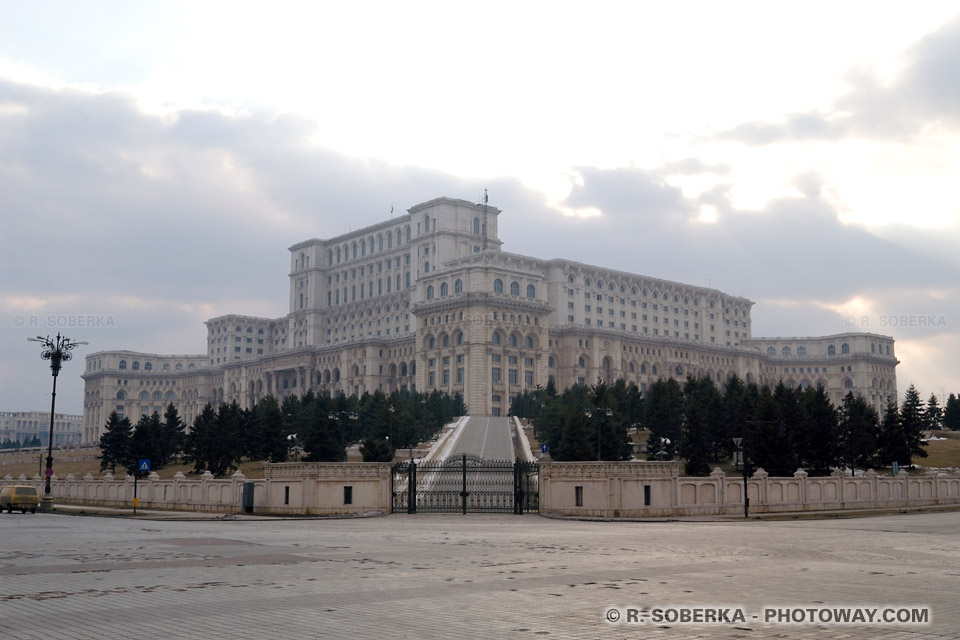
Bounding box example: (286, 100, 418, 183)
(81, 197, 898, 443)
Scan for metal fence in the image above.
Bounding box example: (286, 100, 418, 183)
(392, 454, 538, 514)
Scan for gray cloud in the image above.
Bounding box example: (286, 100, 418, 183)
(2, 77, 957, 414)
(716, 14, 960, 143)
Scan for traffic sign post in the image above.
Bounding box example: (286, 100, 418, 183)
(133, 460, 150, 515)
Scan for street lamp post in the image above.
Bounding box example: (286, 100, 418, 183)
(584, 407, 613, 461)
(27, 333, 87, 513)
(328, 411, 358, 462)
(733, 436, 748, 518)
(287, 433, 300, 462)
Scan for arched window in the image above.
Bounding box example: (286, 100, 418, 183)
(767, 346, 776, 356)
(578, 356, 585, 368)
(526, 284, 535, 299)
(361, 239, 366, 256)
(144, 362, 152, 371)
(640, 363, 647, 374)
(378, 234, 383, 252)
(406, 226, 411, 242)
(175, 363, 183, 371)
(117, 391, 125, 400)
(597, 280, 604, 289)
(426, 285, 434, 300)
(797, 346, 806, 356)
(510, 281, 520, 296)
(424, 215, 431, 233)
(492, 331, 502, 345)
(841, 343, 850, 354)
(473, 217, 480, 235)
(387, 233, 393, 249)
(454, 279, 463, 294)
(428, 336, 436, 349)
(652, 365, 658, 375)
(440, 282, 448, 297)
(509, 334, 518, 347)
(549, 356, 556, 368)
(442, 334, 450, 347)
(782, 347, 791, 357)
(676, 366, 683, 376)
(629, 362, 635, 373)
(119, 360, 127, 370)
(455, 331, 463, 345)
(162, 363, 170, 372)
(844, 378, 853, 389)
(494, 279, 503, 294)
(828, 345, 836, 356)
(132, 361, 140, 371)
(424, 261, 430, 273)
(352, 242, 357, 259)
(567, 275, 575, 284)
(525, 336, 533, 349)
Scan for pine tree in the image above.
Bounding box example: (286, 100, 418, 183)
(838, 393, 880, 474)
(644, 379, 684, 460)
(360, 437, 395, 462)
(681, 377, 719, 476)
(161, 403, 186, 467)
(899, 385, 929, 464)
(99, 411, 133, 473)
(944, 394, 960, 431)
(251, 396, 286, 462)
(924, 393, 943, 431)
(128, 412, 165, 475)
(800, 385, 839, 474)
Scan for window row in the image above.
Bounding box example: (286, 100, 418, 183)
(118, 360, 197, 372)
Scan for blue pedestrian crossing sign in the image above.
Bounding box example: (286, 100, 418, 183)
(541, 443, 549, 453)
(139, 459, 151, 471)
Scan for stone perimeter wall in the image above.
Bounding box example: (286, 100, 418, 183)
(3, 462, 960, 517)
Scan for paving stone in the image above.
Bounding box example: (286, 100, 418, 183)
(0, 511, 956, 638)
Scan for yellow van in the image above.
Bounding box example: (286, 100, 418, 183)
(0, 485, 41, 513)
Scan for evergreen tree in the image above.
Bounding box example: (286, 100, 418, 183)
(128, 412, 165, 475)
(360, 437, 395, 462)
(879, 386, 929, 467)
(303, 401, 344, 462)
(99, 411, 133, 473)
(924, 393, 943, 431)
(184, 403, 217, 473)
(681, 377, 719, 476)
(184, 403, 242, 476)
(899, 385, 929, 464)
(161, 403, 186, 467)
(838, 393, 880, 475)
(250, 396, 286, 462)
(944, 393, 960, 431)
(554, 409, 595, 461)
(877, 399, 902, 466)
(800, 385, 838, 474)
(644, 378, 684, 460)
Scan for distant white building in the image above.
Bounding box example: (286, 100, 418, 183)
(0, 411, 83, 447)
(81, 197, 898, 443)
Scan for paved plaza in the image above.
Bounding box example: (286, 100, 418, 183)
(1, 510, 959, 639)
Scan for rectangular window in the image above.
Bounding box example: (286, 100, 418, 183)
(457, 367, 464, 383)
(524, 370, 533, 385)
(284, 486, 290, 505)
(575, 486, 584, 507)
(508, 369, 517, 384)
(644, 485, 651, 506)
(492, 368, 501, 383)
(343, 486, 353, 505)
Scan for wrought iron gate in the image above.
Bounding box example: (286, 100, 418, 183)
(392, 454, 539, 514)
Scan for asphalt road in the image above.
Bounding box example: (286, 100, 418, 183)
(449, 416, 515, 461)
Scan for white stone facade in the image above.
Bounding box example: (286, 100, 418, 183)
(0, 410, 83, 447)
(81, 197, 898, 442)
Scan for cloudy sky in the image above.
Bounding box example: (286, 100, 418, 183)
(2, 1, 959, 416)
